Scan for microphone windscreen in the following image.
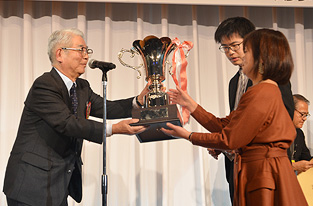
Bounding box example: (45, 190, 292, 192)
(88, 59, 96, 68)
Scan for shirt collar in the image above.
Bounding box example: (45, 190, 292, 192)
(53, 67, 75, 94)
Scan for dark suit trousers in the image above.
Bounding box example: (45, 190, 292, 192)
(224, 157, 234, 204)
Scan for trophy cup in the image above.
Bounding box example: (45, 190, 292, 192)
(118, 35, 187, 143)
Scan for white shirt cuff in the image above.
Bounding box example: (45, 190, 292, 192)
(106, 97, 137, 137)
(133, 96, 140, 108)
(106, 123, 112, 137)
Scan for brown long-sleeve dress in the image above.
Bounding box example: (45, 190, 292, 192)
(190, 82, 308, 206)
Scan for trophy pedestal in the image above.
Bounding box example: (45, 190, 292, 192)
(131, 104, 182, 143)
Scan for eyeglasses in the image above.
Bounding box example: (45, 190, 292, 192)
(219, 42, 243, 53)
(62, 47, 93, 56)
(295, 109, 310, 118)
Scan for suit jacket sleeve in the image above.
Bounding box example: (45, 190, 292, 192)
(25, 70, 133, 144)
(295, 128, 312, 161)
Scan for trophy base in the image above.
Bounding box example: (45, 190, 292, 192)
(131, 104, 182, 143)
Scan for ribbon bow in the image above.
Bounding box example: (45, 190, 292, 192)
(170, 38, 193, 125)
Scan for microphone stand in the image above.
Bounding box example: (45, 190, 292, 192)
(101, 71, 108, 206)
(89, 60, 115, 206)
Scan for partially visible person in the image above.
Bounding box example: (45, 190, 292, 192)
(212, 17, 255, 202)
(288, 94, 313, 174)
(162, 29, 307, 205)
(3, 28, 148, 206)
(210, 16, 295, 204)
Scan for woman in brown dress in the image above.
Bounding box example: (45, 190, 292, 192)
(161, 29, 308, 206)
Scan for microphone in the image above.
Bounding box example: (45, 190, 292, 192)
(88, 59, 116, 72)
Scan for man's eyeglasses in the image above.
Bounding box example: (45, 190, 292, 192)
(295, 109, 310, 118)
(62, 47, 93, 56)
(219, 42, 243, 53)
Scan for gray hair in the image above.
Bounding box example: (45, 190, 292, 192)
(293, 94, 310, 107)
(47, 28, 85, 64)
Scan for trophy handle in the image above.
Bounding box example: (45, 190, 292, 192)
(117, 48, 143, 79)
(165, 60, 173, 75)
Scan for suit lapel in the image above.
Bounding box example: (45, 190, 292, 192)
(50, 68, 72, 109)
(229, 71, 240, 111)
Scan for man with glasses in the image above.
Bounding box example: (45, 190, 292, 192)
(288, 94, 313, 174)
(3, 28, 148, 206)
(208, 17, 294, 204)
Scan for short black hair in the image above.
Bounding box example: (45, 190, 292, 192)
(214, 17, 255, 43)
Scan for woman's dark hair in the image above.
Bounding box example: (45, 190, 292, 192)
(243, 29, 293, 84)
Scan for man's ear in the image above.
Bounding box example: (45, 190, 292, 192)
(55, 48, 63, 63)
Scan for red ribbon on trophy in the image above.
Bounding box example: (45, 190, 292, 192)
(170, 38, 193, 125)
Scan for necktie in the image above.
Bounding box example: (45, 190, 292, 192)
(234, 71, 248, 110)
(69, 83, 80, 154)
(70, 83, 78, 117)
(224, 71, 248, 161)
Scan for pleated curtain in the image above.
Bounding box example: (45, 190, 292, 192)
(0, 1, 312, 205)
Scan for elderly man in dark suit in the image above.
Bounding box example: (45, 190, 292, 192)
(3, 28, 147, 206)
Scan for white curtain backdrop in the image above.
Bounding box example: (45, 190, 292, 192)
(1, 1, 313, 206)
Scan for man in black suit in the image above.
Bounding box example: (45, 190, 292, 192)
(209, 17, 294, 204)
(288, 94, 313, 174)
(3, 28, 147, 206)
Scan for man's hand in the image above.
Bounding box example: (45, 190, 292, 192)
(112, 119, 147, 135)
(207, 148, 222, 160)
(137, 82, 151, 106)
(292, 160, 313, 174)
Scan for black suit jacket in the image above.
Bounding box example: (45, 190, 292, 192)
(3, 68, 134, 206)
(287, 128, 312, 162)
(229, 70, 294, 117)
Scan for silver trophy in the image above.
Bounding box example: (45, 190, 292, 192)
(118, 35, 182, 143)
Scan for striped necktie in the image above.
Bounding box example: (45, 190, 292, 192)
(70, 83, 78, 117)
(234, 71, 248, 110)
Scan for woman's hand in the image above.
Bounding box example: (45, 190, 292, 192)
(168, 86, 198, 113)
(160, 122, 191, 141)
